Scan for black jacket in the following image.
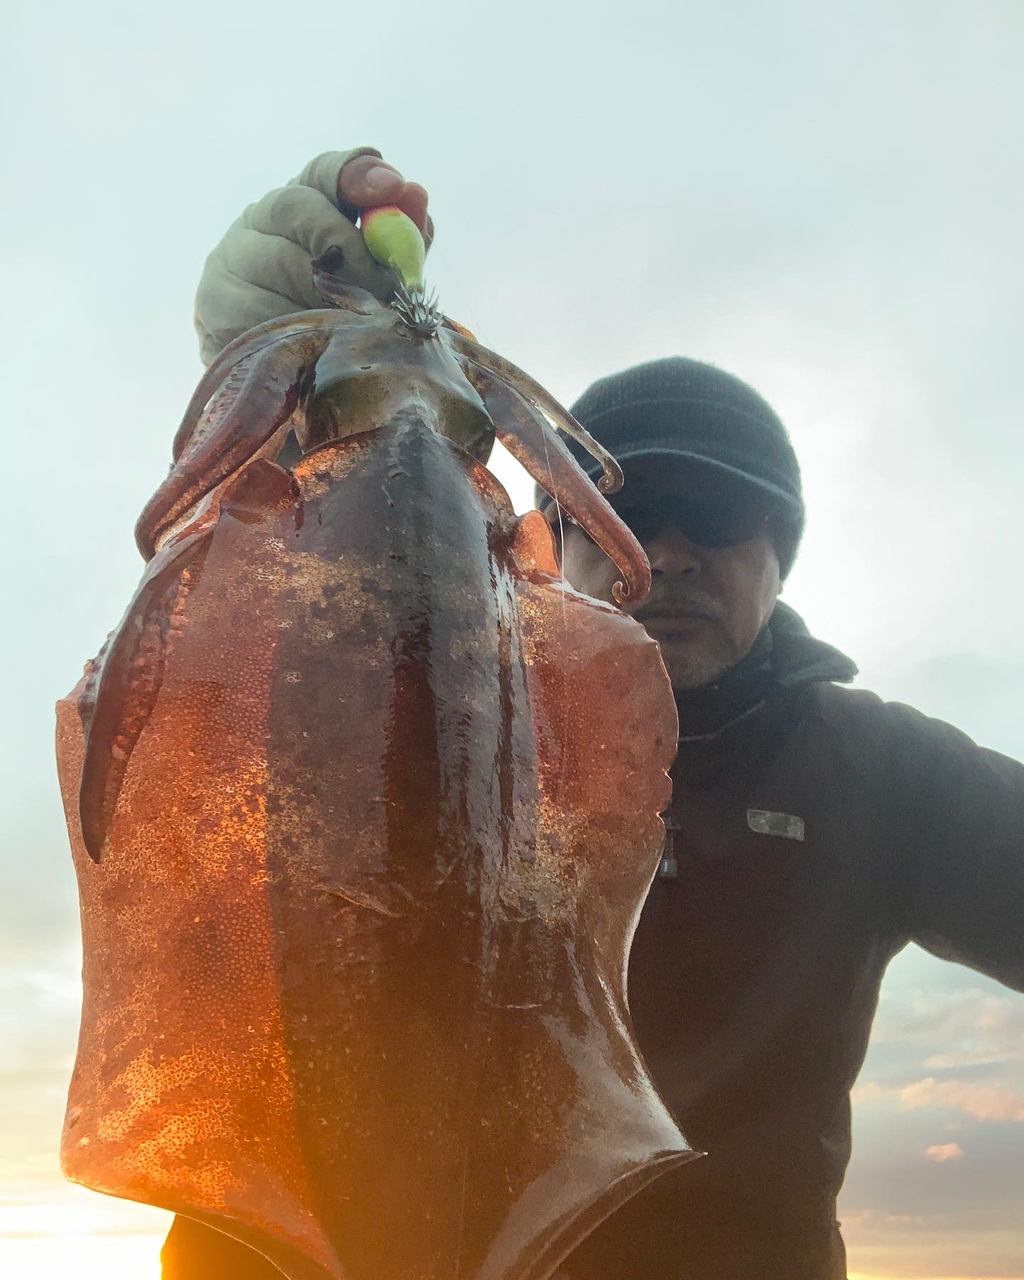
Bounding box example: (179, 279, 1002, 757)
(562, 604, 1024, 1279)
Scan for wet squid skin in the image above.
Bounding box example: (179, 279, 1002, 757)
(55, 279, 695, 1280)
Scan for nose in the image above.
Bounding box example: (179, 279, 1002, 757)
(645, 524, 702, 578)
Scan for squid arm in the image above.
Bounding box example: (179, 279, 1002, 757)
(464, 363, 651, 607)
(172, 310, 356, 461)
(137, 333, 325, 559)
(446, 331, 623, 495)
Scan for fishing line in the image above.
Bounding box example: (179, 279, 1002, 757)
(536, 410, 574, 814)
(425, 241, 488, 347)
(538, 412, 569, 635)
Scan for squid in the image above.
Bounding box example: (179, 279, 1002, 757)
(55, 264, 695, 1280)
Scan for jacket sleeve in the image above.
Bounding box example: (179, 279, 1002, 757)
(194, 148, 399, 364)
(887, 700, 1024, 992)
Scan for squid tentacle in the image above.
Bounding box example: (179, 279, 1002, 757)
(137, 333, 326, 559)
(464, 364, 650, 607)
(173, 311, 351, 461)
(445, 332, 623, 496)
(79, 510, 217, 862)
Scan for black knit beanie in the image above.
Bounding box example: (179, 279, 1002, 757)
(536, 356, 805, 578)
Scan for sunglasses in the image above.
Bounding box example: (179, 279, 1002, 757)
(572, 497, 775, 548)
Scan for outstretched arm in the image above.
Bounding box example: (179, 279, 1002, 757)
(891, 701, 1024, 992)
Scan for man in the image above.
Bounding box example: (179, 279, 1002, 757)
(162, 151, 1024, 1280)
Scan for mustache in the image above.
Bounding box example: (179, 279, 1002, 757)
(633, 586, 726, 621)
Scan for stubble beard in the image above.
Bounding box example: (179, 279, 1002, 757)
(654, 633, 736, 692)
(665, 649, 732, 691)
(633, 587, 737, 692)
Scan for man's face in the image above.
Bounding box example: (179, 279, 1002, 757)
(555, 460, 782, 690)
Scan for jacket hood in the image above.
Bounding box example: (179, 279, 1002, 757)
(673, 602, 856, 744)
(769, 602, 858, 689)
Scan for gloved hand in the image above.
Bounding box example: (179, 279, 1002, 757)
(194, 149, 433, 364)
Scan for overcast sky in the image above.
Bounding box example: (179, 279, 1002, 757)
(3, 2, 1023, 1276)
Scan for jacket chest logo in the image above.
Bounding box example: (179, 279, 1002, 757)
(746, 808, 806, 841)
(657, 808, 807, 880)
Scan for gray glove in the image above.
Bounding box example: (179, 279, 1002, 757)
(195, 149, 423, 364)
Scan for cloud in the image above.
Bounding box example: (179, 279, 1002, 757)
(863, 982, 1024, 1090)
(871, 987, 1024, 1052)
(851, 1081, 888, 1105)
(852, 1071, 1024, 1122)
(924, 1143, 965, 1162)
(900, 1077, 1024, 1123)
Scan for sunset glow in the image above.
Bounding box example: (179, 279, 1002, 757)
(0, 1234, 164, 1280)
(0, 1183, 169, 1279)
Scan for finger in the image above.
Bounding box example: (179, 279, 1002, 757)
(338, 154, 407, 211)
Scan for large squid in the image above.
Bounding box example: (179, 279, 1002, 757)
(55, 261, 694, 1279)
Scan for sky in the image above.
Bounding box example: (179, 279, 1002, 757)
(3, 0, 1023, 1276)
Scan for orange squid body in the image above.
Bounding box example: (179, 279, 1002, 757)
(56, 406, 691, 1279)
